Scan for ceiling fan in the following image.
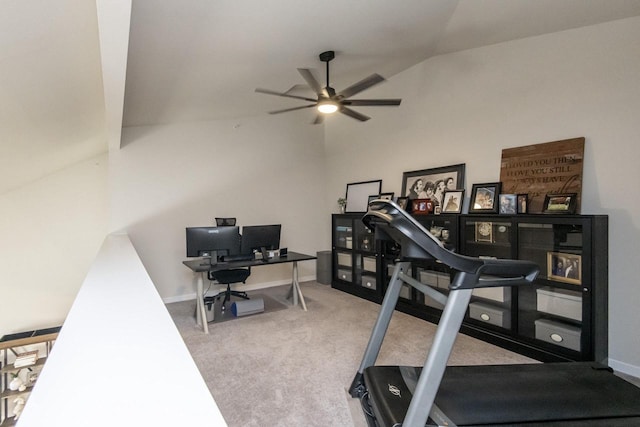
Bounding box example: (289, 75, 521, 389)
(255, 51, 401, 124)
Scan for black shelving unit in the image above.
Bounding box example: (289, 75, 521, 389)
(332, 213, 608, 363)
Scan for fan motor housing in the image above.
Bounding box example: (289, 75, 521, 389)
(319, 50, 335, 62)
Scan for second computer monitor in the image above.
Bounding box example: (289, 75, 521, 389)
(241, 225, 281, 255)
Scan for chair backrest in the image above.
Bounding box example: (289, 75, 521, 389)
(215, 217, 236, 226)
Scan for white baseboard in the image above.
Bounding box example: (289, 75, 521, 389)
(608, 358, 640, 379)
(163, 275, 316, 304)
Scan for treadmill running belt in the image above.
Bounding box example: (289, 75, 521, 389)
(364, 362, 640, 426)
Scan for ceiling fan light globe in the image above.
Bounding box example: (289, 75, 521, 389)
(317, 101, 339, 114)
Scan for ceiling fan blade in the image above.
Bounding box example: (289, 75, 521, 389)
(268, 104, 317, 115)
(255, 88, 317, 103)
(337, 74, 385, 99)
(313, 114, 325, 125)
(343, 99, 402, 106)
(297, 68, 323, 96)
(340, 107, 370, 122)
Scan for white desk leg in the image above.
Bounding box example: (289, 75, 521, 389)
(196, 272, 209, 334)
(292, 261, 307, 311)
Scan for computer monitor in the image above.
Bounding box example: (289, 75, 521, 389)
(240, 225, 281, 257)
(185, 226, 241, 259)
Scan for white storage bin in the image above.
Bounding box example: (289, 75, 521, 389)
(419, 270, 439, 287)
(535, 318, 581, 352)
(469, 301, 510, 328)
(361, 276, 377, 290)
(363, 256, 377, 272)
(536, 287, 582, 321)
(435, 272, 450, 289)
(345, 237, 352, 249)
(337, 253, 351, 267)
(418, 270, 450, 289)
(473, 286, 511, 303)
(400, 284, 411, 300)
(337, 268, 352, 282)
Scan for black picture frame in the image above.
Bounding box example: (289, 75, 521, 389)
(441, 190, 464, 213)
(469, 182, 502, 214)
(345, 180, 382, 213)
(401, 164, 465, 208)
(543, 193, 578, 214)
(396, 197, 409, 210)
(498, 194, 517, 214)
(379, 192, 394, 201)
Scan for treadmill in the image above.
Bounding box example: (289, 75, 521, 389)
(349, 199, 640, 427)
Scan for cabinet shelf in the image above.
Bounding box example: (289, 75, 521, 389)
(0, 357, 47, 375)
(332, 213, 607, 363)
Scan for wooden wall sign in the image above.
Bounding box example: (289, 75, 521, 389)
(499, 137, 584, 214)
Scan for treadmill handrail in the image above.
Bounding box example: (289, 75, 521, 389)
(363, 199, 539, 289)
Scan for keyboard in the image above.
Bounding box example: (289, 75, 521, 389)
(221, 253, 255, 262)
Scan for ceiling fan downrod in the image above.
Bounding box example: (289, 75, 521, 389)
(319, 50, 335, 92)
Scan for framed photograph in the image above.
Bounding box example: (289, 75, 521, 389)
(442, 190, 464, 213)
(499, 194, 517, 214)
(345, 180, 382, 213)
(543, 193, 578, 214)
(379, 192, 394, 201)
(469, 182, 502, 214)
(411, 198, 434, 215)
(475, 222, 493, 243)
(547, 251, 582, 285)
(367, 195, 378, 205)
(401, 164, 465, 208)
(517, 194, 528, 214)
(396, 196, 409, 210)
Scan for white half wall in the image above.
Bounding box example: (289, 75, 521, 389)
(325, 17, 640, 375)
(0, 154, 108, 336)
(110, 114, 328, 301)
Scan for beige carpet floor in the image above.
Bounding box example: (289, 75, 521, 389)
(167, 281, 537, 427)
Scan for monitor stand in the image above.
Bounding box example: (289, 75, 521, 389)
(209, 251, 218, 266)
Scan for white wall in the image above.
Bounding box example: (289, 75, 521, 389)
(325, 17, 640, 375)
(110, 114, 328, 301)
(0, 154, 108, 336)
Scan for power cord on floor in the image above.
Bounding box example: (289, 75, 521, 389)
(360, 391, 374, 417)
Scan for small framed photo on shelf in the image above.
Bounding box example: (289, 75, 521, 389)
(517, 194, 528, 214)
(498, 194, 517, 214)
(379, 192, 394, 201)
(442, 190, 464, 213)
(475, 221, 493, 243)
(543, 193, 578, 214)
(469, 182, 502, 214)
(411, 198, 434, 215)
(396, 196, 409, 210)
(547, 251, 582, 285)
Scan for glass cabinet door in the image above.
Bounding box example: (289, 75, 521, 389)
(460, 216, 514, 332)
(517, 221, 587, 358)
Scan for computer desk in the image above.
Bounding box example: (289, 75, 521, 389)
(183, 251, 316, 334)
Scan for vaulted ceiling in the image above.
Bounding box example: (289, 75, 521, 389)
(3, 0, 640, 194)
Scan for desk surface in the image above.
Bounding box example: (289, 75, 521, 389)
(183, 251, 316, 272)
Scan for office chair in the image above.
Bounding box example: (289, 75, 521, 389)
(208, 268, 251, 311)
(207, 217, 249, 311)
(215, 217, 236, 226)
